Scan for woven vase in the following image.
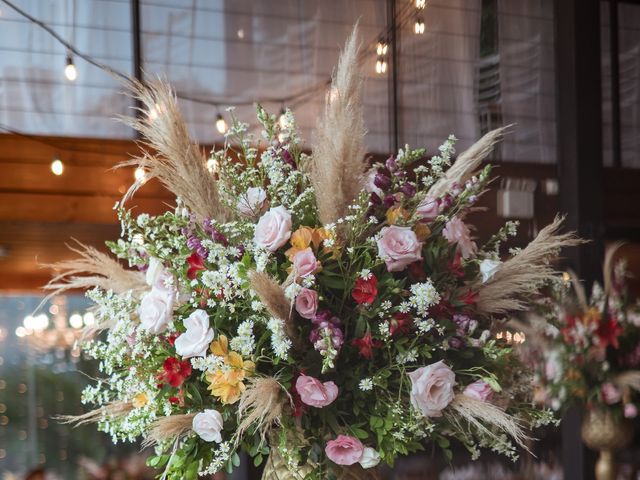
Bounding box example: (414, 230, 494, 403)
(261, 448, 381, 480)
(581, 408, 634, 480)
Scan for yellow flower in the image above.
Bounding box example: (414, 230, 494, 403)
(132, 392, 148, 408)
(206, 335, 255, 405)
(285, 226, 332, 260)
(386, 206, 409, 225)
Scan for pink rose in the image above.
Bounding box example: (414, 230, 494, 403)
(237, 187, 268, 217)
(376, 226, 423, 272)
(254, 206, 292, 252)
(325, 435, 364, 466)
(624, 403, 638, 419)
(443, 217, 477, 259)
(601, 382, 622, 405)
(408, 360, 456, 417)
(364, 169, 383, 197)
(293, 248, 320, 278)
(463, 380, 493, 402)
(295, 288, 318, 319)
(295, 374, 339, 408)
(416, 196, 440, 222)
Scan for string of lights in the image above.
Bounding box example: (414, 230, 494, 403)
(0, 0, 418, 109)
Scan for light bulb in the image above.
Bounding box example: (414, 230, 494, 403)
(376, 40, 388, 56)
(215, 114, 227, 134)
(206, 158, 218, 173)
(82, 312, 95, 326)
(416, 0, 426, 9)
(134, 167, 146, 183)
(414, 18, 425, 35)
(64, 54, 77, 81)
(375, 58, 387, 74)
(51, 159, 64, 176)
(69, 314, 83, 329)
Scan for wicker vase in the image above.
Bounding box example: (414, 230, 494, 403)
(581, 408, 634, 480)
(261, 448, 381, 480)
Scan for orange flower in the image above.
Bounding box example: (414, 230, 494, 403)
(286, 226, 331, 260)
(414, 223, 431, 241)
(206, 335, 255, 404)
(386, 206, 410, 225)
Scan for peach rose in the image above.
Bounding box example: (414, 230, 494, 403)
(376, 225, 423, 272)
(254, 206, 292, 252)
(408, 360, 456, 417)
(295, 374, 338, 408)
(463, 380, 493, 402)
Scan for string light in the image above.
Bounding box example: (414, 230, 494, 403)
(414, 17, 425, 35)
(64, 53, 77, 81)
(206, 158, 218, 173)
(376, 39, 388, 56)
(375, 57, 387, 74)
(134, 167, 146, 183)
(50, 158, 64, 176)
(416, 0, 426, 9)
(215, 114, 228, 134)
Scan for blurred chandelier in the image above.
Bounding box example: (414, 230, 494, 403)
(15, 296, 93, 356)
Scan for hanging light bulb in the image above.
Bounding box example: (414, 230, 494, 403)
(416, 0, 426, 9)
(375, 57, 387, 74)
(134, 167, 146, 183)
(376, 39, 388, 56)
(51, 158, 64, 176)
(64, 54, 77, 81)
(414, 17, 425, 35)
(206, 158, 218, 173)
(215, 114, 228, 134)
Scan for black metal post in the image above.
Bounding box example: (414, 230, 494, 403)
(554, 0, 604, 478)
(388, 0, 400, 153)
(131, 0, 144, 118)
(609, 0, 622, 168)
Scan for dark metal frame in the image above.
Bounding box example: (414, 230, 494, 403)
(388, 0, 400, 154)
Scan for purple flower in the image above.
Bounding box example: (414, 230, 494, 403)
(385, 156, 397, 172)
(383, 195, 396, 209)
(400, 183, 416, 198)
(449, 337, 464, 349)
(309, 311, 344, 353)
(369, 192, 382, 205)
(373, 173, 391, 191)
(187, 235, 208, 259)
(282, 149, 296, 168)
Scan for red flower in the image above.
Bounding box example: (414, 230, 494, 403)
(351, 331, 382, 359)
(596, 316, 624, 349)
(432, 299, 453, 318)
(460, 289, 478, 306)
(187, 252, 205, 280)
(169, 389, 185, 406)
(389, 312, 412, 336)
(407, 261, 427, 281)
(165, 333, 179, 346)
(448, 253, 465, 278)
(352, 276, 378, 305)
(161, 357, 192, 388)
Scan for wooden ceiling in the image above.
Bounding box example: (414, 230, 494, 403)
(2, 132, 640, 293)
(0, 133, 174, 291)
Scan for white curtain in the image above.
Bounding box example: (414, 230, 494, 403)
(497, 0, 556, 164)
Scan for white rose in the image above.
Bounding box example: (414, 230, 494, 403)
(253, 206, 292, 252)
(145, 257, 174, 291)
(408, 360, 456, 417)
(138, 288, 174, 334)
(237, 187, 268, 217)
(192, 409, 223, 443)
(174, 309, 215, 358)
(358, 447, 381, 469)
(479, 259, 501, 283)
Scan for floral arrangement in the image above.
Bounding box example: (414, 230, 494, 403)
(51, 27, 578, 480)
(525, 246, 640, 419)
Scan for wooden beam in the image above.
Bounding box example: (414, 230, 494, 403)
(0, 193, 172, 224)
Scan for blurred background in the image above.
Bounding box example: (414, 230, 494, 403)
(0, 0, 639, 478)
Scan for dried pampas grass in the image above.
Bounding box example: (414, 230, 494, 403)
(117, 78, 229, 223)
(613, 371, 640, 392)
(428, 126, 511, 199)
(476, 216, 582, 315)
(310, 23, 367, 225)
(248, 271, 297, 340)
(56, 401, 133, 427)
(41, 242, 146, 318)
(603, 241, 625, 296)
(447, 394, 530, 450)
(142, 414, 195, 448)
(235, 377, 289, 446)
